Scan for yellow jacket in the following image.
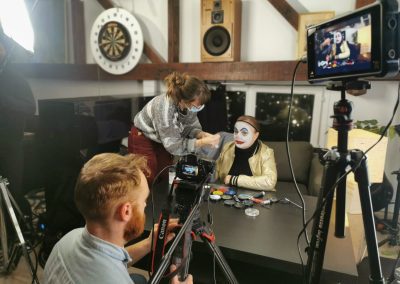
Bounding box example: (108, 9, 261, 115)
(215, 141, 277, 191)
(332, 41, 350, 60)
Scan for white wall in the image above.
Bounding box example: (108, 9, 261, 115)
(28, 0, 400, 188)
(83, 0, 357, 63)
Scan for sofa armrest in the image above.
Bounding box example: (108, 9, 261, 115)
(307, 152, 324, 196)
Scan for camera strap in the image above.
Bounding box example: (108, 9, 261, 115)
(151, 209, 170, 273)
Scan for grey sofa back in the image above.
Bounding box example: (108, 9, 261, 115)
(264, 141, 314, 185)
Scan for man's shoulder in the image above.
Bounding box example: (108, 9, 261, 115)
(55, 227, 84, 246)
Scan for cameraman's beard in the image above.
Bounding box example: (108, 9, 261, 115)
(124, 209, 146, 242)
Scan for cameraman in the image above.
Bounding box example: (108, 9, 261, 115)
(44, 153, 193, 284)
(129, 72, 220, 184)
(0, 29, 36, 217)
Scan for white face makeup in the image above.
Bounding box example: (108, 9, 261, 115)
(233, 121, 259, 149)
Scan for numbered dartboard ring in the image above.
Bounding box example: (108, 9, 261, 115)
(90, 8, 143, 75)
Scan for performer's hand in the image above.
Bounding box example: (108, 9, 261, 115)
(170, 265, 193, 284)
(224, 175, 231, 185)
(198, 133, 220, 148)
(197, 131, 212, 139)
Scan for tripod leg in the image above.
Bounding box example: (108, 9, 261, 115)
(0, 188, 10, 272)
(391, 171, 400, 229)
(0, 180, 40, 283)
(352, 150, 384, 283)
(199, 234, 238, 284)
(335, 165, 347, 238)
(306, 153, 339, 284)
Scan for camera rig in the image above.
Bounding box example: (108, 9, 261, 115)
(150, 154, 238, 284)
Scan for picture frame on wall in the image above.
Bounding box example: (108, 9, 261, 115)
(297, 11, 335, 59)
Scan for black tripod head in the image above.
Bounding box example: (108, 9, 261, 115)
(327, 80, 371, 152)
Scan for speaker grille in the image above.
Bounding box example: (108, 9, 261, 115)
(203, 26, 231, 56)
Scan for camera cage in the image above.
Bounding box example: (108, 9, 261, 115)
(307, 0, 400, 83)
(175, 154, 214, 183)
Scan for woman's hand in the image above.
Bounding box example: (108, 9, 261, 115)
(170, 265, 193, 284)
(196, 133, 220, 148)
(224, 175, 231, 185)
(196, 131, 212, 139)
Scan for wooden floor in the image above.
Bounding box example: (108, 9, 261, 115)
(0, 250, 44, 284)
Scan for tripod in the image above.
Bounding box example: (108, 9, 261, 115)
(149, 181, 238, 284)
(0, 177, 40, 284)
(377, 170, 400, 247)
(305, 81, 385, 284)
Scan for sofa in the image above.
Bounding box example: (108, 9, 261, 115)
(200, 132, 324, 197)
(265, 141, 324, 197)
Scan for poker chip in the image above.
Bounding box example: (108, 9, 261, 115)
(221, 195, 232, 200)
(225, 190, 237, 196)
(242, 200, 254, 207)
(223, 199, 235, 206)
(238, 194, 252, 200)
(234, 202, 245, 209)
(212, 190, 224, 196)
(218, 187, 228, 193)
(209, 194, 221, 201)
(245, 208, 260, 217)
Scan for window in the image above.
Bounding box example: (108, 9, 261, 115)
(256, 93, 314, 141)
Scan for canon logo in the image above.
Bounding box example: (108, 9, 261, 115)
(158, 219, 167, 239)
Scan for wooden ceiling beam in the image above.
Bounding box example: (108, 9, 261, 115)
(144, 42, 166, 64)
(267, 0, 299, 30)
(14, 61, 308, 81)
(71, 0, 86, 64)
(95, 0, 166, 64)
(356, 0, 375, 9)
(168, 0, 180, 63)
(97, 0, 114, 10)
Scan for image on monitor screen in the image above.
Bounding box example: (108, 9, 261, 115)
(314, 13, 372, 77)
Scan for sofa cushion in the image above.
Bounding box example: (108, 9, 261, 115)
(264, 141, 314, 185)
(275, 181, 308, 196)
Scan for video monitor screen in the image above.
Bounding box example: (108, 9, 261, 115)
(307, 4, 381, 81)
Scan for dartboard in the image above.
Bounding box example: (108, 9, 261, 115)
(90, 8, 143, 75)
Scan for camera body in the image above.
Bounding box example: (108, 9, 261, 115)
(174, 155, 214, 221)
(307, 0, 400, 82)
(176, 154, 214, 183)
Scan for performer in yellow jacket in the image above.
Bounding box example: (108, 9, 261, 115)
(215, 115, 277, 191)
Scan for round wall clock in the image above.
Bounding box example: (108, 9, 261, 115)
(90, 8, 143, 75)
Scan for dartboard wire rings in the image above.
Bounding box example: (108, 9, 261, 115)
(90, 8, 143, 75)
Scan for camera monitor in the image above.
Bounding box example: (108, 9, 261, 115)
(307, 2, 399, 82)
